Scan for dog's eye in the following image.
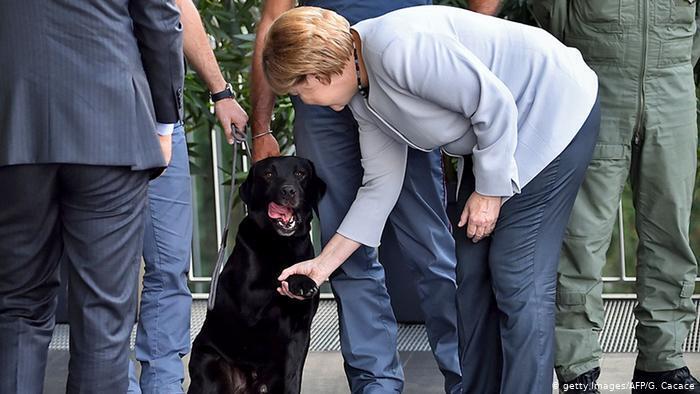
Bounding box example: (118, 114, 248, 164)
(294, 170, 305, 178)
(263, 171, 273, 179)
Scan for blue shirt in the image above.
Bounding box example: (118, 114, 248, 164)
(299, 0, 431, 25)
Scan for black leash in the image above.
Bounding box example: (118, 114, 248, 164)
(208, 126, 250, 311)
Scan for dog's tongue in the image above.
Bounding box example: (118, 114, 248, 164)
(268, 202, 293, 223)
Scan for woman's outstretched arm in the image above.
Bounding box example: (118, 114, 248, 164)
(277, 233, 360, 300)
(277, 105, 408, 299)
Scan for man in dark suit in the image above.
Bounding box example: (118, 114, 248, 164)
(0, 1, 184, 393)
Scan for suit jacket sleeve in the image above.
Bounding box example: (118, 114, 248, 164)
(335, 107, 408, 247)
(692, 3, 700, 67)
(382, 33, 520, 198)
(129, 0, 184, 123)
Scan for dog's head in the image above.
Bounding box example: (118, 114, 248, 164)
(239, 156, 326, 237)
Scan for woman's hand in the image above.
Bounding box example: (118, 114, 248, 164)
(277, 233, 361, 300)
(458, 192, 502, 243)
(277, 257, 329, 301)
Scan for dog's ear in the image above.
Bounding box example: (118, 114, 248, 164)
(239, 167, 254, 206)
(308, 162, 326, 208)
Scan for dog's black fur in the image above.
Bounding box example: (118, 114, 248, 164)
(188, 156, 326, 394)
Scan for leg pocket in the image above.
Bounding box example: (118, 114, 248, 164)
(676, 281, 696, 351)
(555, 287, 604, 369)
(556, 289, 601, 327)
(680, 281, 696, 299)
(556, 286, 605, 339)
(678, 281, 696, 315)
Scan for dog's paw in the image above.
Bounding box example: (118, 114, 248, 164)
(286, 274, 319, 299)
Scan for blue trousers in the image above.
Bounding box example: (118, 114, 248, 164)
(455, 102, 600, 394)
(292, 98, 462, 394)
(128, 124, 193, 393)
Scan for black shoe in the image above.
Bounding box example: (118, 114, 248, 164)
(560, 367, 601, 393)
(632, 367, 700, 394)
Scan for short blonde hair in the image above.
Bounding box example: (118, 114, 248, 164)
(263, 6, 353, 94)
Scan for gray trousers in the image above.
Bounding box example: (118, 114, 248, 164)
(0, 164, 149, 394)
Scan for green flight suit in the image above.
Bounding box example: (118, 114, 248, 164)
(529, 0, 700, 382)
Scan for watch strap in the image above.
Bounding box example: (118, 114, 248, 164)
(210, 83, 235, 102)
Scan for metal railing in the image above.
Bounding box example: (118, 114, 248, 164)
(188, 131, 699, 299)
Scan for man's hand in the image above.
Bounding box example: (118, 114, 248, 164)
(252, 133, 280, 163)
(458, 192, 502, 243)
(214, 98, 248, 144)
(158, 134, 173, 165)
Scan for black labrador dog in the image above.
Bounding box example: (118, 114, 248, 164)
(188, 156, 325, 394)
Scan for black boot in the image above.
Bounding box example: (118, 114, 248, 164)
(632, 367, 700, 394)
(560, 367, 601, 394)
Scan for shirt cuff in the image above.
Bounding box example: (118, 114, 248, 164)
(156, 122, 175, 136)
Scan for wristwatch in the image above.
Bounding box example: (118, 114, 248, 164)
(210, 83, 235, 102)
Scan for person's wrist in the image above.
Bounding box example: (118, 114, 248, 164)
(310, 257, 331, 284)
(156, 122, 175, 136)
(251, 121, 272, 135)
(319, 250, 343, 272)
(209, 79, 227, 94)
(210, 82, 235, 102)
(252, 130, 273, 140)
(474, 191, 502, 200)
(213, 98, 228, 107)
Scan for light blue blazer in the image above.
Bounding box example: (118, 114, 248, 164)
(336, 5, 598, 247)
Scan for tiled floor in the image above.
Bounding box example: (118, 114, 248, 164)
(42, 350, 445, 394)
(42, 351, 700, 393)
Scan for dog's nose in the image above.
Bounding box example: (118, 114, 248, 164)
(280, 185, 297, 198)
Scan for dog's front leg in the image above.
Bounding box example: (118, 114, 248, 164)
(282, 332, 311, 394)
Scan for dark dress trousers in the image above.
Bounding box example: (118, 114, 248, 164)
(0, 1, 184, 393)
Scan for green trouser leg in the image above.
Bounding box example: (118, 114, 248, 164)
(555, 66, 698, 381)
(630, 65, 698, 373)
(554, 142, 631, 382)
(554, 61, 637, 381)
